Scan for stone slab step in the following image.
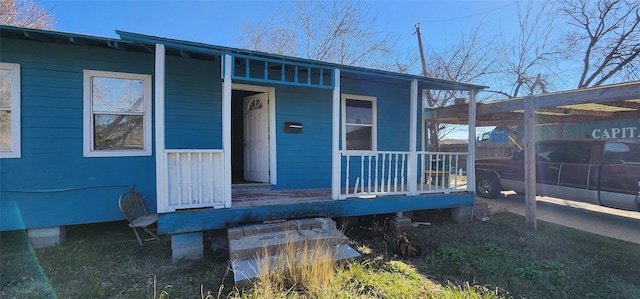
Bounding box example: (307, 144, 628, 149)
(228, 218, 345, 261)
(229, 228, 349, 261)
(227, 217, 360, 287)
(231, 243, 361, 288)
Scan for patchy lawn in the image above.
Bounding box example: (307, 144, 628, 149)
(2, 212, 639, 298)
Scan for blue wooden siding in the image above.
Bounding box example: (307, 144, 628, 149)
(164, 56, 222, 149)
(273, 85, 333, 189)
(1, 35, 442, 232)
(272, 78, 413, 190)
(0, 38, 156, 231)
(341, 77, 412, 151)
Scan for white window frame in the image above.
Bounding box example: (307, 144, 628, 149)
(83, 70, 152, 157)
(0, 62, 21, 159)
(341, 94, 377, 151)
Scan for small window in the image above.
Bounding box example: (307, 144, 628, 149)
(247, 98, 263, 110)
(0, 62, 21, 159)
(342, 94, 376, 151)
(604, 142, 640, 163)
(83, 70, 152, 157)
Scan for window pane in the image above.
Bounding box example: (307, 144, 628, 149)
(0, 110, 10, 150)
(94, 114, 143, 150)
(0, 69, 12, 108)
(605, 142, 640, 162)
(346, 125, 372, 150)
(346, 99, 372, 124)
(92, 77, 144, 113)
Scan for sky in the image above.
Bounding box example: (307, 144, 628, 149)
(41, 0, 522, 56)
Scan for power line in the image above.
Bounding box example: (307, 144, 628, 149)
(422, 2, 516, 23)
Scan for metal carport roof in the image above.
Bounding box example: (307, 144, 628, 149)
(425, 80, 640, 126)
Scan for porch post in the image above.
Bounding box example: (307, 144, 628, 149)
(467, 90, 477, 192)
(407, 79, 418, 195)
(154, 44, 167, 213)
(222, 54, 233, 208)
(331, 69, 341, 200)
(524, 95, 537, 229)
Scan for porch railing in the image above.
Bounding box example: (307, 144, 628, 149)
(417, 151, 471, 194)
(340, 151, 409, 199)
(162, 150, 224, 212)
(340, 151, 471, 199)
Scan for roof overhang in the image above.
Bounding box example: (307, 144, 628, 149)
(425, 81, 640, 126)
(0, 25, 148, 53)
(115, 30, 487, 91)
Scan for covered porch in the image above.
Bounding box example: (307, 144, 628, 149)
(117, 31, 483, 234)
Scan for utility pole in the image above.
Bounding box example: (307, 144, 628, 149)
(415, 23, 428, 78)
(415, 23, 440, 151)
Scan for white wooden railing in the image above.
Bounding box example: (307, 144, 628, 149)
(162, 150, 224, 212)
(340, 151, 471, 199)
(340, 151, 409, 199)
(417, 151, 471, 194)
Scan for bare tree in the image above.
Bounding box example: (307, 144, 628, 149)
(489, 0, 564, 98)
(560, 0, 640, 88)
(238, 0, 408, 70)
(0, 0, 55, 29)
(416, 23, 499, 147)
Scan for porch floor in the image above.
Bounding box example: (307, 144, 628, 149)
(231, 176, 469, 209)
(232, 187, 333, 208)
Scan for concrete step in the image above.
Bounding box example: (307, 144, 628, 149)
(228, 217, 360, 287)
(231, 243, 360, 287)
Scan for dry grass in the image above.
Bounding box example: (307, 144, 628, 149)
(238, 236, 340, 298)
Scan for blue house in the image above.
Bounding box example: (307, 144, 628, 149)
(0, 26, 484, 259)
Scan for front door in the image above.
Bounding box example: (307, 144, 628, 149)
(243, 93, 270, 183)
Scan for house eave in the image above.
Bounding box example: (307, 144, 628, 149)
(0, 25, 148, 53)
(115, 30, 487, 91)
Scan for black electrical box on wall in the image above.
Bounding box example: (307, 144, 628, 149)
(284, 122, 303, 134)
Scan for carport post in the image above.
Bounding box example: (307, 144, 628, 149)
(524, 95, 537, 229)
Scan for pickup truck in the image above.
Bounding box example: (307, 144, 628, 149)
(475, 139, 640, 211)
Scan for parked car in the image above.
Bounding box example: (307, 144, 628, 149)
(475, 139, 640, 211)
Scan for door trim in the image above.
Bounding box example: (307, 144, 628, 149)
(232, 83, 277, 185)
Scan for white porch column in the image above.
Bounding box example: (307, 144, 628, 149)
(222, 54, 233, 207)
(467, 89, 477, 192)
(407, 79, 418, 195)
(331, 69, 341, 200)
(155, 44, 167, 213)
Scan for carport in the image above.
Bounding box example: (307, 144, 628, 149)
(425, 80, 640, 228)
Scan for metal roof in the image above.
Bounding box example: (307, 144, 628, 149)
(425, 80, 640, 126)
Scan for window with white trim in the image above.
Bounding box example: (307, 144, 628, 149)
(0, 62, 21, 159)
(342, 94, 376, 151)
(83, 70, 152, 157)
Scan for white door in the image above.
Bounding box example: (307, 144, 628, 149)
(243, 93, 270, 183)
